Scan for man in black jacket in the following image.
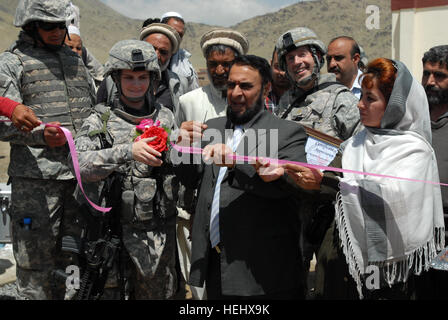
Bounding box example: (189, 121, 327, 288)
(174, 55, 308, 299)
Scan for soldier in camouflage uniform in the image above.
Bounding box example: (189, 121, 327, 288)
(276, 27, 361, 140)
(275, 27, 362, 286)
(0, 0, 95, 299)
(74, 40, 180, 299)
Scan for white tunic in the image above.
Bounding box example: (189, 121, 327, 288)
(175, 84, 227, 125)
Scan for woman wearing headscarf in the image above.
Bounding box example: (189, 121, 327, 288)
(257, 58, 445, 299)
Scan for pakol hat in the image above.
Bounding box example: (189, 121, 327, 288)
(200, 28, 249, 57)
(139, 23, 181, 54)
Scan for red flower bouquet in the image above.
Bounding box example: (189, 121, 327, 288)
(134, 119, 170, 153)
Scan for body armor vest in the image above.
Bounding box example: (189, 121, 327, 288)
(280, 79, 351, 140)
(89, 103, 179, 229)
(7, 41, 93, 180)
(14, 42, 92, 133)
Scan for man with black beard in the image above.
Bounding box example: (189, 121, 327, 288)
(418, 45, 448, 299)
(175, 28, 249, 129)
(174, 55, 308, 299)
(173, 28, 249, 299)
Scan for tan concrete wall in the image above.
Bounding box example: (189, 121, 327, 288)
(392, 6, 448, 80)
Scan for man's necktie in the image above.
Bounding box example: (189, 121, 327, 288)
(209, 126, 243, 248)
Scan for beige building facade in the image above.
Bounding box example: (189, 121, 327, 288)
(392, 0, 448, 79)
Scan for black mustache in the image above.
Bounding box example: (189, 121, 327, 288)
(425, 86, 441, 93)
(276, 75, 289, 81)
(329, 67, 340, 73)
(212, 74, 228, 79)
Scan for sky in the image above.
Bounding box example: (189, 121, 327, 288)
(99, 0, 308, 27)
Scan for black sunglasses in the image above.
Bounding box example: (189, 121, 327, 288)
(37, 21, 66, 31)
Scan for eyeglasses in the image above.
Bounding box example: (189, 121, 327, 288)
(37, 22, 67, 31)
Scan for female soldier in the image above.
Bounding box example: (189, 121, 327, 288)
(73, 40, 180, 299)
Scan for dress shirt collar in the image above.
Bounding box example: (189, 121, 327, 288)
(350, 69, 363, 99)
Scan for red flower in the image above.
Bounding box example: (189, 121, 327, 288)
(136, 126, 169, 153)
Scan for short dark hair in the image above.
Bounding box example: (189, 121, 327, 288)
(422, 45, 448, 69)
(205, 44, 239, 59)
(231, 55, 273, 86)
(329, 36, 360, 58)
(142, 18, 160, 28)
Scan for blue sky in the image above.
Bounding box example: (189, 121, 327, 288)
(100, 0, 308, 26)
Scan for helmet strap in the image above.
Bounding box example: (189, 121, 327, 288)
(308, 46, 321, 90)
(283, 45, 320, 90)
(113, 70, 154, 105)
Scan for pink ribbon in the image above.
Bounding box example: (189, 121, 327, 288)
(1, 120, 111, 212)
(135, 118, 160, 132)
(171, 143, 448, 187)
(4, 115, 447, 214)
(44, 124, 111, 213)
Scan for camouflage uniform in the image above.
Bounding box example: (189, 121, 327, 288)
(277, 73, 361, 140)
(74, 40, 180, 299)
(276, 27, 361, 140)
(0, 0, 95, 300)
(276, 28, 361, 284)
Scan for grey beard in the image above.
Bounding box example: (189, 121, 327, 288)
(207, 70, 228, 91)
(160, 59, 170, 72)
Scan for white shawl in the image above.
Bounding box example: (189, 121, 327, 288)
(336, 61, 445, 298)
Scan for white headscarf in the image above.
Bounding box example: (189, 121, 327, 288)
(336, 60, 445, 298)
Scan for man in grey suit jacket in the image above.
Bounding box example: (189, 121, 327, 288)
(174, 55, 308, 299)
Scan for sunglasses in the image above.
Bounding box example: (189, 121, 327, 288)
(37, 22, 67, 31)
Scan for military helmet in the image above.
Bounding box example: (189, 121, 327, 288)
(14, 0, 74, 27)
(276, 27, 326, 72)
(104, 40, 161, 81)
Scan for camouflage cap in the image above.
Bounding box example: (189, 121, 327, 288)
(104, 40, 161, 80)
(14, 0, 74, 27)
(139, 23, 181, 54)
(276, 27, 326, 70)
(200, 28, 249, 57)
